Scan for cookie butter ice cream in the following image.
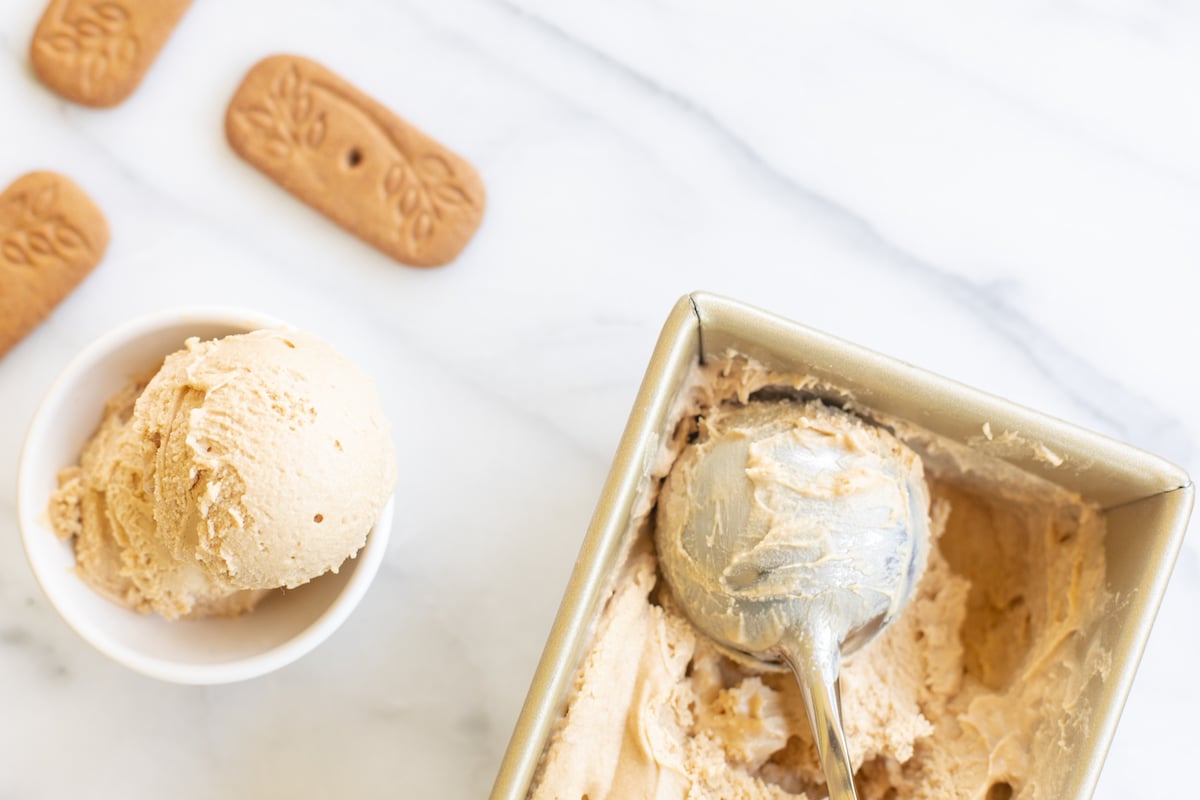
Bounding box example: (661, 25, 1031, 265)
(530, 356, 1108, 800)
(47, 329, 397, 619)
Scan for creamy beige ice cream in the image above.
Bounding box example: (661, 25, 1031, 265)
(48, 328, 397, 619)
(530, 356, 1107, 800)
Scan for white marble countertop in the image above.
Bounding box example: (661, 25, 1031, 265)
(1, 0, 1197, 797)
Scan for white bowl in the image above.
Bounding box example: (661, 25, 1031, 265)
(16, 307, 395, 685)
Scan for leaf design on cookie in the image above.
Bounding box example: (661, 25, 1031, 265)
(412, 213, 434, 244)
(43, 33, 79, 54)
(54, 224, 87, 251)
(28, 232, 55, 255)
(278, 64, 299, 106)
(433, 185, 469, 207)
(266, 138, 291, 159)
(415, 155, 452, 181)
(399, 188, 420, 217)
(0, 177, 94, 269)
(241, 107, 275, 131)
(75, 18, 105, 41)
(30, 184, 59, 220)
(306, 112, 327, 149)
(34, 2, 141, 98)
(1, 240, 31, 267)
(227, 56, 484, 267)
(383, 165, 406, 197)
(0, 191, 30, 228)
(85, 53, 110, 86)
(94, 3, 129, 26)
(233, 63, 328, 158)
(1, 172, 109, 358)
(381, 152, 479, 253)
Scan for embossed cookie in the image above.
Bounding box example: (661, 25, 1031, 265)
(226, 55, 486, 268)
(31, 0, 193, 108)
(0, 172, 110, 358)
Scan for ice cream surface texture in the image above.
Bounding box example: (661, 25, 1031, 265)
(530, 356, 1108, 800)
(48, 328, 397, 619)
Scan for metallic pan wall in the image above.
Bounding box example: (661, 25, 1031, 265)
(491, 292, 1194, 800)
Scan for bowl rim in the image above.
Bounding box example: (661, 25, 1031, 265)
(16, 305, 395, 685)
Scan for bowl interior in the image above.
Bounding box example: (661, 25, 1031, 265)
(17, 310, 393, 683)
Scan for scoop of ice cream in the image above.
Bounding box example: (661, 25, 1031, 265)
(139, 329, 395, 590)
(655, 400, 931, 658)
(49, 328, 397, 619)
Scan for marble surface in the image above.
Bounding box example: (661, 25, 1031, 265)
(1, 0, 1197, 796)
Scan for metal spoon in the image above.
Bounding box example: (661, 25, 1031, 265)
(654, 400, 931, 799)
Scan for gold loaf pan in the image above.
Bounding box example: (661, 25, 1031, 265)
(490, 291, 1194, 799)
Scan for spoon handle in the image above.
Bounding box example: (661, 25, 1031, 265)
(779, 634, 859, 800)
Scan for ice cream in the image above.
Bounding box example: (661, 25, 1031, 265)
(530, 356, 1107, 800)
(47, 328, 397, 620)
